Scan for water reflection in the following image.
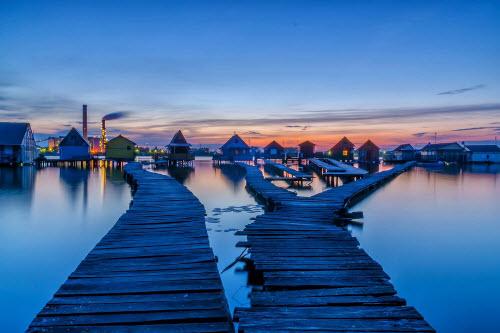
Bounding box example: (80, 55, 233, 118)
(357, 162, 380, 173)
(154, 159, 263, 314)
(0, 167, 36, 210)
(0, 166, 131, 332)
(59, 167, 90, 207)
(349, 166, 500, 333)
(155, 166, 194, 184)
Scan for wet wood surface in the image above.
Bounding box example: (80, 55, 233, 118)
(235, 161, 434, 332)
(27, 163, 233, 333)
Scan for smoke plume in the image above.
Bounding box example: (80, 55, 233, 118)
(102, 111, 130, 121)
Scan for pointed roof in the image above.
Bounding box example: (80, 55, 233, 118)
(221, 134, 249, 150)
(59, 128, 89, 147)
(264, 140, 284, 150)
(0, 122, 30, 145)
(358, 139, 379, 151)
(298, 140, 315, 147)
(330, 136, 355, 151)
(168, 130, 191, 147)
(108, 134, 136, 146)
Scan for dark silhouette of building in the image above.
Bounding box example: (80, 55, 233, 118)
(385, 144, 416, 162)
(167, 130, 194, 164)
(358, 140, 380, 163)
(59, 128, 90, 161)
(219, 134, 252, 161)
(82, 104, 88, 139)
(298, 140, 316, 158)
(465, 144, 500, 163)
(264, 140, 284, 159)
(0, 122, 36, 165)
(420, 142, 468, 163)
(328, 136, 355, 162)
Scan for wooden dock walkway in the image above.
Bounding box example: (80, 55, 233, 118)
(234, 161, 434, 332)
(264, 160, 313, 182)
(309, 158, 367, 177)
(27, 162, 233, 333)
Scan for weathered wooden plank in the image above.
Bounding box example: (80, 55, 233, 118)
(27, 163, 233, 332)
(234, 161, 433, 333)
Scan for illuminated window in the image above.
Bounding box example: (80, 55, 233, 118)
(342, 149, 349, 157)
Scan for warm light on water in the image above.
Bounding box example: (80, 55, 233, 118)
(153, 158, 264, 313)
(0, 166, 131, 332)
(1, 161, 499, 332)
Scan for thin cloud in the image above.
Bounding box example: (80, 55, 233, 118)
(165, 103, 500, 128)
(413, 132, 429, 137)
(437, 84, 485, 95)
(452, 126, 500, 132)
(244, 130, 263, 136)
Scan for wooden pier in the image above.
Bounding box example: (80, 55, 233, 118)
(27, 162, 233, 333)
(264, 159, 313, 184)
(309, 158, 365, 178)
(234, 161, 434, 332)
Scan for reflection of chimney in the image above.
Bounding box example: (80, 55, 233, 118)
(82, 104, 88, 139)
(100, 118, 106, 153)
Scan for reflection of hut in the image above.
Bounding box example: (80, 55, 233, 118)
(166, 166, 194, 184)
(167, 130, 194, 165)
(328, 137, 355, 162)
(298, 141, 315, 158)
(220, 134, 252, 161)
(106, 135, 136, 161)
(59, 167, 90, 207)
(59, 128, 90, 161)
(264, 140, 284, 159)
(0, 122, 36, 165)
(358, 140, 380, 163)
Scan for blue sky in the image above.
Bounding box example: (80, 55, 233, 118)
(1, 1, 499, 148)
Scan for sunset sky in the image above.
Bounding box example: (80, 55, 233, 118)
(1, 1, 499, 149)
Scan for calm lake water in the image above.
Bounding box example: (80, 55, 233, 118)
(153, 158, 264, 313)
(2, 160, 499, 332)
(0, 166, 131, 332)
(349, 165, 500, 333)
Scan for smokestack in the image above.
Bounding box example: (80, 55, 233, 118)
(100, 118, 106, 153)
(82, 104, 88, 139)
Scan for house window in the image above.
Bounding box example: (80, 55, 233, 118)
(342, 149, 349, 157)
(127, 146, 131, 150)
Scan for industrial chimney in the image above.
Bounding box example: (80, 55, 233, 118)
(82, 104, 88, 139)
(100, 118, 107, 153)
